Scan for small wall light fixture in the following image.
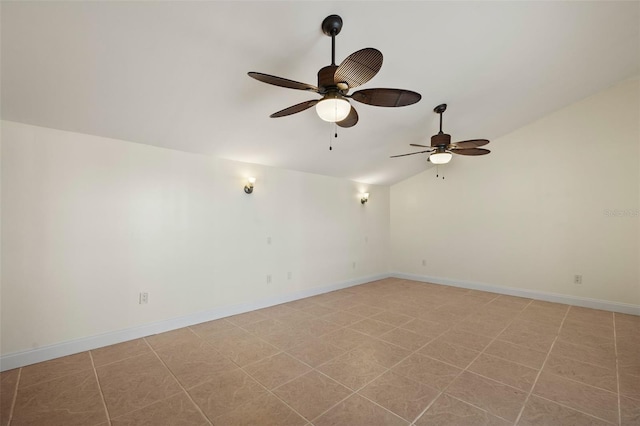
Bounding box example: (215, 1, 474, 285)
(244, 177, 256, 194)
(360, 192, 369, 204)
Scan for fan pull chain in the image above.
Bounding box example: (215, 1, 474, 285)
(435, 165, 445, 180)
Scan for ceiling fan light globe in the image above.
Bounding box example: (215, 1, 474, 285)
(316, 97, 351, 122)
(430, 151, 452, 165)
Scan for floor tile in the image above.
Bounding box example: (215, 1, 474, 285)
(314, 393, 408, 426)
(393, 353, 461, 391)
(400, 319, 450, 338)
(349, 318, 396, 337)
(110, 392, 208, 426)
(96, 353, 181, 418)
(262, 327, 315, 350)
(155, 339, 236, 388)
(244, 352, 311, 389)
(468, 353, 538, 391)
(484, 339, 547, 369)
(255, 304, 298, 319)
(12, 370, 107, 426)
(379, 328, 432, 351)
(415, 394, 510, 426)
(346, 339, 411, 368)
(208, 330, 279, 366)
(532, 371, 618, 423)
(1, 369, 19, 426)
(285, 338, 346, 367)
(619, 372, 640, 400)
(187, 368, 266, 419)
(19, 352, 93, 388)
(273, 370, 351, 421)
(91, 339, 151, 367)
(293, 318, 342, 336)
(446, 371, 527, 421)
(370, 311, 412, 326)
(317, 350, 388, 390)
(320, 328, 373, 351)
(321, 310, 364, 327)
(188, 318, 237, 337)
(348, 304, 385, 317)
(498, 326, 556, 353)
(419, 339, 480, 369)
(621, 395, 640, 426)
(453, 317, 506, 338)
(437, 328, 493, 351)
(302, 304, 336, 317)
(145, 328, 201, 350)
(359, 371, 439, 422)
(212, 392, 306, 426)
(518, 395, 611, 426)
(544, 354, 617, 392)
(550, 340, 617, 370)
(238, 318, 288, 336)
(565, 307, 613, 326)
(557, 329, 615, 352)
(225, 310, 268, 326)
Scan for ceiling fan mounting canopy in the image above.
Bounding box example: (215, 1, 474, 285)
(247, 14, 421, 128)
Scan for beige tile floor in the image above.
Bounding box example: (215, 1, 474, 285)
(1, 278, 639, 425)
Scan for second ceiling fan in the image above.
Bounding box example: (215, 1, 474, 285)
(391, 104, 491, 164)
(248, 15, 421, 128)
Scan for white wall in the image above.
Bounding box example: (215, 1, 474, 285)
(391, 78, 640, 307)
(1, 121, 390, 357)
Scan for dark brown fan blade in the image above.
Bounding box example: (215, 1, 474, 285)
(351, 88, 421, 107)
(337, 106, 359, 128)
(248, 72, 318, 92)
(270, 100, 319, 118)
(334, 48, 383, 89)
(452, 139, 490, 149)
(451, 148, 491, 156)
(410, 143, 431, 148)
(390, 149, 433, 158)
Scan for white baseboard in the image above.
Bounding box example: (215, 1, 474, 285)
(0, 273, 390, 372)
(392, 272, 640, 316)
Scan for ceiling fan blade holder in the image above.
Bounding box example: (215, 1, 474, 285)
(410, 143, 431, 148)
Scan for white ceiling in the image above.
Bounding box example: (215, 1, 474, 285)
(2, 1, 639, 185)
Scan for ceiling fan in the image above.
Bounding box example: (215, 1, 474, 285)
(248, 15, 421, 128)
(391, 104, 490, 164)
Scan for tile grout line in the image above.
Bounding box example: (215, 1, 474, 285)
(88, 351, 112, 426)
(531, 394, 618, 425)
(512, 304, 571, 425)
(413, 298, 537, 425)
(613, 313, 621, 426)
(308, 294, 508, 425)
(142, 338, 214, 426)
(6, 367, 21, 426)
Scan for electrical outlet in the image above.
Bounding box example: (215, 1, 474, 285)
(422, 259, 427, 266)
(139, 292, 149, 304)
(365, 236, 369, 244)
(267, 236, 271, 245)
(266, 274, 272, 284)
(287, 271, 292, 280)
(574, 274, 582, 285)
(352, 261, 356, 269)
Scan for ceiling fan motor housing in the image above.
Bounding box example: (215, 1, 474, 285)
(431, 133, 451, 147)
(318, 65, 341, 93)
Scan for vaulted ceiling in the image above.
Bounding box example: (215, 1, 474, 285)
(2, 1, 638, 184)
